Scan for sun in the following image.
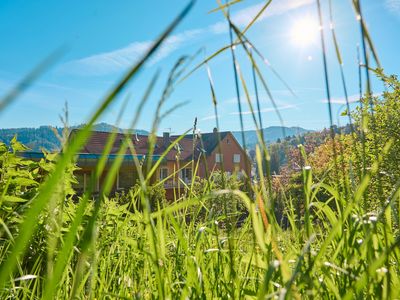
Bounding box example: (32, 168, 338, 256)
(290, 17, 319, 46)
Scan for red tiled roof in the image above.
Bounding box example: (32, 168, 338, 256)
(70, 130, 204, 161)
(69, 130, 237, 161)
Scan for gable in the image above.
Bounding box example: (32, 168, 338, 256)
(208, 132, 248, 159)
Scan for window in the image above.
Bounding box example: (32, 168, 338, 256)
(180, 168, 192, 181)
(174, 143, 183, 152)
(159, 168, 168, 180)
(215, 153, 223, 163)
(73, 172, 89, 192)
(73, 173, 85, 190)
(119, 170, 135, 189)
(233, 154, 241, 163)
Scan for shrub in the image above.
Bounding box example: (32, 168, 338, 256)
(189, 170, 248, 225)
(114, 182, 166, 212)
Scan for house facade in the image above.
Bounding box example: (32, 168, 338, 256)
(70, 128, 250, 199)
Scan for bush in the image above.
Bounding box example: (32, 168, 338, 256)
(351, 71, 400, 209)
(189, 170, 248, 225)
(114, 181, 166, 212)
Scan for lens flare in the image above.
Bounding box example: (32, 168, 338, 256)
(290, 17, 319, 46)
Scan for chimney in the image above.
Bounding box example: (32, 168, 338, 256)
(163, 132, 170, 147)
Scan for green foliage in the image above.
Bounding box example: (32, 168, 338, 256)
(191, 170, 247, 224)
(351, 71, 400, 208)
(0, 139, 79, 278)
(275, 72, 400, 228)
(269, 144, 280, 174)
(0, 137, 78, 220)
(115, 182, 167, 212)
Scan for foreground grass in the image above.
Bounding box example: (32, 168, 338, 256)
(1, 172, 399, 299)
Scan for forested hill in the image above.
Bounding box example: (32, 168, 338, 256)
(232, 126, 312, 149)
(0, 123, 149, 152)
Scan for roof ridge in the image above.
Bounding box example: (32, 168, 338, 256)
(170, 130, 232, 138)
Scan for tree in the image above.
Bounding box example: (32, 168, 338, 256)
(351, 71, 400, 208)
(269, 143, 281, 174)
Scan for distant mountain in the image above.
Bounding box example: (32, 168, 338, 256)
(0, 122, 149, 152)
(78, 122, 149, 135)
(232, 126, 312, 149)
(0, 126, 63, 152)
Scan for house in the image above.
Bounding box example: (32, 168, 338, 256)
(70, 128, 250, 199)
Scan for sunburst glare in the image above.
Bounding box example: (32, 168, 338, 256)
(290, 17, 319, 46)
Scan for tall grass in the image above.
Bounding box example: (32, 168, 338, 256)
(1, 0, 399, 299)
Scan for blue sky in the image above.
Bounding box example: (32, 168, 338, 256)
(0, 0, 399, 133)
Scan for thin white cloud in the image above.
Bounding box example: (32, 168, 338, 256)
(61, 41, 150, 76)
(321, 93, 381, 105)
(209, 22, 227, 35)
(322, 94, 360, 104)
(209, 0, 314, 34)
(62, 0, 313, 76)
(200, 98, 297, 121)
(200, 114, 218, 121)
(61, 29, 204, 76)
(233, 0, 314, 26)
(230, 104, 296, 115)
(321, 93, 382, 104)
(385, 0, 400, 16)
(221, 92, 295, 106)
